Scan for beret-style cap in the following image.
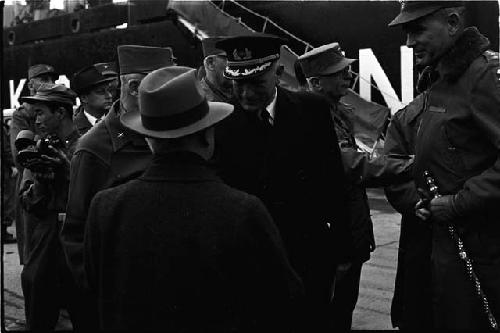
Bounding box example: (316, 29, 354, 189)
(118, 45, 175, 75)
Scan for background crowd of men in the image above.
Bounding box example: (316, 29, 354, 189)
(2, 0, 500, 331)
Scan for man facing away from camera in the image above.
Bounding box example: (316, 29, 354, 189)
(84, 66, 304, 331)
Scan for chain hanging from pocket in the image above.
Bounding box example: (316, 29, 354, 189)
(424, 171, 498, 331)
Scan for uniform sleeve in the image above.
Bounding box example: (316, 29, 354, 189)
(453, 62, 500, 216)
(341, 148, 413, 188)
(235, 195, 304, 330)
(10, 107, 32, 168)
(19, 168, 51, 216)
(383, 114, 420, 215)
(61, 150, 110, 288)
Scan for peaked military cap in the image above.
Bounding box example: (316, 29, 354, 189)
(389, 1, 465, 27)
(118, 45, 175, 75)
(20, 83, 76, 106)
(215, 33, 286, 80)
(94, 62, 118, 77)
(28, 64, 58, 80)
(298, 42, 356, 78)
(201, 37, 228, 58)
(71, 64, 117, 95)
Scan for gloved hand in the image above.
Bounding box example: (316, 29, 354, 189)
(428, 195, 459, 224)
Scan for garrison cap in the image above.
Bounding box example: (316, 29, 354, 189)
(388, 1, 465, 27)
(201, 37, 228, 58)
(215, 33, 286, 80)
(117, 45, 175, 75)
(20, 83, 76, 106)
(94, 62, 118, 77)
(28, 64, 58, 80)
(71, 64, 117, 95)
(297, 42, 356, 78)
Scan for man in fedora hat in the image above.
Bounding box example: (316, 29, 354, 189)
(10, 63, 59, 264)
(213, 33, 353, 330)
(84, 66, 303, 330)
(199, 37, 233, 103)
(297, 42, 413, 329)
(16, 83, 89, 329)
(389, 1, 500, 329)
(71, 62, 118, 136)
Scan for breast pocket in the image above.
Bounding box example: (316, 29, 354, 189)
(441, 125, 467, 177)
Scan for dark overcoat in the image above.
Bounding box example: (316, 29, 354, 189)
(61, 101, 152, 289)
(84, 152, 304, 331)
(413, 27, 500, 329)
(214, 87, 353, 326)
(384, 94, 433, 330)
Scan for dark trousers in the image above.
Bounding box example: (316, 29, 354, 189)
(330, 261, 363, 330)
(21, 220, 98, 330)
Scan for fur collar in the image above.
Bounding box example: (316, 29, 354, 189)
(416, 27, 490, 92)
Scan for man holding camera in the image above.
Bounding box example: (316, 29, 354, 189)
(17, 83, 87, 330)
(10, 64, 59, 264)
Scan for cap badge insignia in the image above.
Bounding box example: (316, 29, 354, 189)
(233, 48, 252, 61)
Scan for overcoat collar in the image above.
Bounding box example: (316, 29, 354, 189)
(141, 151, 221, 182)
(417, 26, 490, 92)
(104, 101, 148, 152)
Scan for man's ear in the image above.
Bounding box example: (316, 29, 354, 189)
(128, 79, 140, 97)
(447, 12, 461, 36)
(308, 77, 322, 91)
(55, 106, 67, 120)
(79, 94, 88, 105)
(204, 56, 216, 71)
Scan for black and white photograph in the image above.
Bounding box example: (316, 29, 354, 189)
(1, 0, 500, 330)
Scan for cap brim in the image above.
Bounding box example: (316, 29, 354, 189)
(318, 58, 357, 76)
(19, 95, 72, 106)
(223, 60, 276, 81)
(75, 76, 117, 94)
(388, 6, 442, 27)
(120, 102, 234, 139)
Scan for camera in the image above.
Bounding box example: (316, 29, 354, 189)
(15, 130, 64, 172)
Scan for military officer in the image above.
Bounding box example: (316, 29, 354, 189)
(213, 34, 353, 330)
(17, 83, 87, 329)
(297, 42, 413, 329)
(10, 63, 59, 264)
(199, 37, 233, 103)
(71, 62, 118, 135)
(390, 1, 500, 329)
(62, 45, 175, 291)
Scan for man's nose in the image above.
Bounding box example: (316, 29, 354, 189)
(239, 85, 254, 99)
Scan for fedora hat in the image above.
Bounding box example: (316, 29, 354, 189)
(121, 66, 234, 139)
